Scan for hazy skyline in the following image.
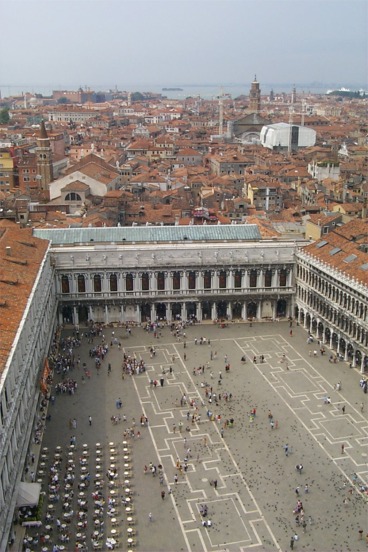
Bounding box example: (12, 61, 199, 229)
(1, 0, 367, 92)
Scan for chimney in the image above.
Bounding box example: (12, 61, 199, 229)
(6, 246, 12, 256)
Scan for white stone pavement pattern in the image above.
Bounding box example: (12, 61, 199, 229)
(39, 321, 367, 552)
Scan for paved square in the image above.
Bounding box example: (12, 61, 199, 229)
(24, 321, 367, 552)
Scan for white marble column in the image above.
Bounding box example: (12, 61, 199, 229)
(272, 269, 278, 288)
(166, 303, 172, 322)
(104, 305, 109, 324)
(197, 302, 202, 322)
(241, 302, 246, 320)
(228, 270, 234, 290)
(120, 305, 125, 323)
(226, 302, 232, 320)
(150, 304, 155, 322)
(211, 302, 217, 320)
(256, 301, 262, 319)
(135, 305, 141, 323)
(88, 306, 94, 321)
(182, 302, 187, 320)
(73, 306, 79, 326)
(213, 271, 219, 292)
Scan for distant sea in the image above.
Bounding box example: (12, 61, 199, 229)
(1, 82, 366, 100)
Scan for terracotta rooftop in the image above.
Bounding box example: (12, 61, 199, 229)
(0, 221, 49, 375)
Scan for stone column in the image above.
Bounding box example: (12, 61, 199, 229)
(272, 269, 278, 288)
(309, 317, 313, 334)
(329, 332, 333, 350)
(166, 303, 172, 322)
(241, 302, 247, 320)
(256, 301, 262, 320)
(88, 306, 94, 321)
(228, 270, 234, 290)
(198, 271, 204, 291)
(73, 306, 79, 326)
(197, 302, 202, 322)
(213, 271, 219, 292)
(120, 305, 125, 323)
(287, 269, 293, 287)
(151, 272, 157, 293)
(226, 302, 232, 320)
(104, 305, 109, 324)
(182, 302, 187, 321)
(182, 272, 188, 293)
(135, 304, 141, 324)
(211, 302, 217, 320)
(360, 355, 365, 373)
(150, 304, 156, 322)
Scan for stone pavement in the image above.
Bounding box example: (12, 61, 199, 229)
(27, 321, 368, 551)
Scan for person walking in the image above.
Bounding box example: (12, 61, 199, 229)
(341, 444, 345, 454)
(88, 415, 92, 426)
(148, 512, 153, 522)
(161, 490, 165, 500)
(342, 405, 346, 414)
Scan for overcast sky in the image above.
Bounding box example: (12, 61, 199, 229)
(1, 0, 367, 90)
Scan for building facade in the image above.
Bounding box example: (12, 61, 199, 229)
(33, 226, 297, 327)
(0, 226, 56, 550)
(295, 220, 368, 371)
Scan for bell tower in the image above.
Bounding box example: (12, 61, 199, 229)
(36, 120, 54, 192)
(249, 75, 261, 113)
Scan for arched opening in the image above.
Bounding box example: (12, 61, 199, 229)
(61, 275, 70, 294)
(201, 301, 211, 320)
(173, 271, 181, 290)
(279, 269, 287, 287)
(232, 302, 242, 318)
(65, 192, 82, 201)
(126, 273, 134, 292)
(219, 270, 227, 289)
(141, 303, 151, 321)
(172, 303, 182, 319)
(187, 302, 197, 319)
(110, 273, 117, 292)
(157, 272, 165, 291)
(94, 274, 102, 292)
(249, 270, 257, 288)
(78, 305, 89, 323)
(247, 302, 257, 319)
(265, 270, 272, 287)
(142, 272, 149, 291)
(276, 299, 287, 317)
(188, 271, 196, 290)
(234, 270, 242, 288)
(62, 305, 73, 324)
(156, 303, 166, 320)
(216, 301, 227, 319)
(204, 271, 212, 289)
(77, 274, 86, 293)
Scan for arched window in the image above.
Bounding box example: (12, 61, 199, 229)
(173, 271, 181, 290)
(234, 270, 242, 288)
(249, 270, 257, 288)
(77, 274, 85, 293)
(94, 274, 102, 292)
(204, 271, 212, 289)
(142, 272, 149, 291)
(157, 272, 165, 290)
(265, 270, 272, 287)
(126, 273, 134, 292)
(110, 273, 117, 292)
(65, 192, 82, 201)
(61, 275, 70, 294)
(219, 270, 227, 289)
(188, 271, 196, 290)
(279, 269, 287, 287)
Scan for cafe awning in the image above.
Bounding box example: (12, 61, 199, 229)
(16, 482, 41, 508)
